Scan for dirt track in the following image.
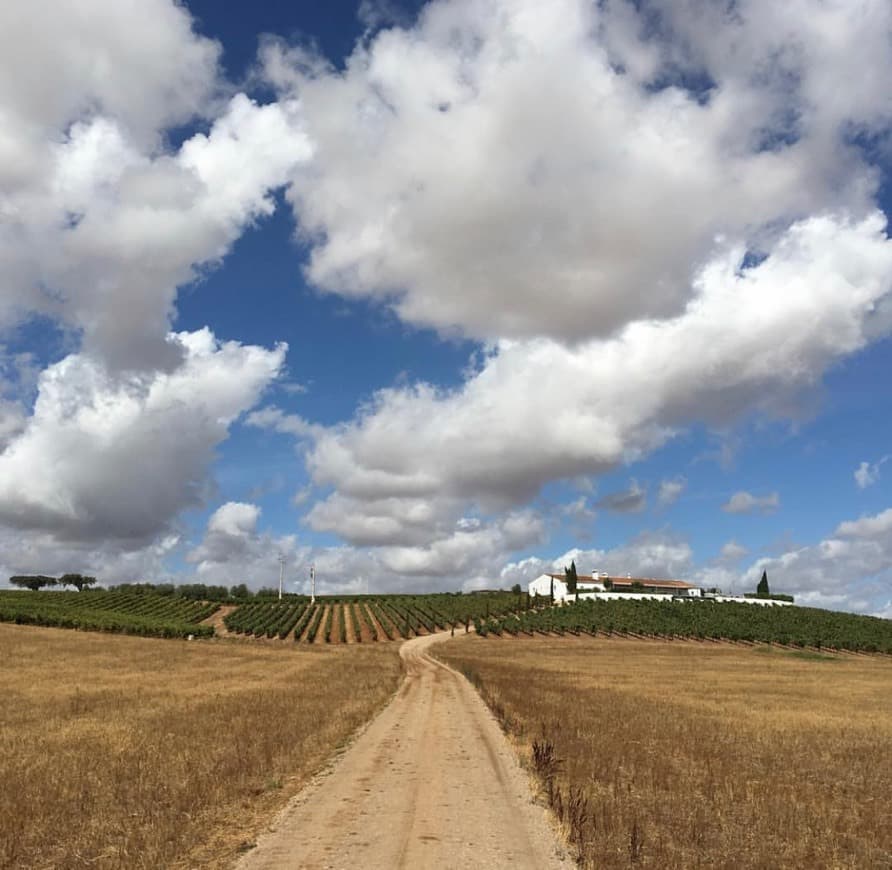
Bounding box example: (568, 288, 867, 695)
(236, 632, 572, 869)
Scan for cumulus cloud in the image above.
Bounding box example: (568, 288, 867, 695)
(1, 94, 309, 371)
(741, 506, 892, 614)
(0, 0, 310, 568)
(0, 330, 285, 545)
(0, 0, 221, 150)
(597, 480, 647, 513)
(719, 540, 749, 562)
(854, 457, 888, 489)
(246, 0, 892, 578)
(186, 501, 531, 593)
(722, 491, 780, 515)
(186, 501, 298, 588)
(0, 526, 182, 589)
(499, 532, 694, 587)
(267, 0, 891, 344)
(303, 213, 891, 550)
(657, 477, 686, 507)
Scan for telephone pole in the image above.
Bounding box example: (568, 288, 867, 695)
(277, 553, 285, 601)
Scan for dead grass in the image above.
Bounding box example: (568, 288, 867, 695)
(438, 635, 892, 869)
(0, 624, 401, 869)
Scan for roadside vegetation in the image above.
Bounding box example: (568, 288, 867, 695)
(0, 624, 401, 869)
(438, 636, 892, 869)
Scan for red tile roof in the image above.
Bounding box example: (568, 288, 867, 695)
(547, 573, 694, 589)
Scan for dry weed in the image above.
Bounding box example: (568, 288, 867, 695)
(439, 635, 892, 869)
(0, 624, 401, 869)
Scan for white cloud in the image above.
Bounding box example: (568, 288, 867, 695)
(741, 505, 892, 614)
(246, 405, 322, 441)
(253, 1, 892, 577)
(854, 457, 888, 489)
(719, 540, 749, 562)
(722, 491, 780, 515)
(0, 0, 221, 150)
(560, 496, 596, 522)
(1, 94, 309, 371)
(185, 502, 534, 593)
(499, 532, 694, 587)
(597, 480, 647, 513)
(303, 213, 891, 550)
(187, 501, 300, 588)
(0, 330, 285, 545)
(267, 0, 892, 344)
(657, 476, 687, 507)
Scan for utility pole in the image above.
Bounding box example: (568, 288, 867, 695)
(310, 564, 316, 605)
(277, 553, 285, 601)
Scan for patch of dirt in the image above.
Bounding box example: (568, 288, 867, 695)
(202, 604, 236, 637)
(329, 604, 341, 644)
(341, 603, 355, 643)
(363, 602, 389, 642)
(353, 603, 373, 643)
(237, 632, 573, 870)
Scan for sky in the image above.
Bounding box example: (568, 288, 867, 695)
(1, 0, 892, 615)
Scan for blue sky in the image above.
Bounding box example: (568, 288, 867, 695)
(1, 0, 892, 614)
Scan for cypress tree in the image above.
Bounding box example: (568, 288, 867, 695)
(757, 570, 770, 597)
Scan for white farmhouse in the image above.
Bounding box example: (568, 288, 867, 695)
(529, 571, 701, 602)
(528, 571, 794, 606)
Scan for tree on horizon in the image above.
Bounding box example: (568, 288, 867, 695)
(757, 570, 770, 597)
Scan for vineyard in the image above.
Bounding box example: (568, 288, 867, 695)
(473, 598, 892, 653)
(223, 592, 529, 643)
(0, 588, 529, 642)
(0, 590, 218, 638)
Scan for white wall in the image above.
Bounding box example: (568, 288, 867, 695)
(708, 595, 793, 607)
(529, 573, 568, 600)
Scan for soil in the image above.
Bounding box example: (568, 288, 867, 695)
(353, 604, 372, 644)
(296, 605, 320, 643)
(363, 602, 389, 641)
(236, 632, 572, 870)
(202, 604, 237, 636)
(341, 604, 354, 643)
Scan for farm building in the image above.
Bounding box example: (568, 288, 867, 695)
(529, 572, 701, 602)
(528, 572, 794, 606)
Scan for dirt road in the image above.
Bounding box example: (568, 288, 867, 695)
(237, 632, 572, 870)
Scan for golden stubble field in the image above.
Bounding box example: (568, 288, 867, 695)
(0, 625, 401, 869)
(437, 635, 892, 869)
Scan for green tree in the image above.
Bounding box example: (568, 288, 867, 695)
(60, 573, 97, 592)
(565, 560, 578, 593)
(549, 576, 554, 603)
(511, 583, 522, 595)
(757, 570, 770, 597)
(9, 575, 57, 591)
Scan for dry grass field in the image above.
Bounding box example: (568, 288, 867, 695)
(0, 624, 401, 869)
(438, 635, 892, 869)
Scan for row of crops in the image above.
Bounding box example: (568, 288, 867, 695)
(0, 590, 218, 638)
(223, 592, 532, 642)
(0, 588, 530, 642)
(473, 598, 892, 653)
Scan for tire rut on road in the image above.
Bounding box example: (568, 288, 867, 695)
(236, 632, 572, 870)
